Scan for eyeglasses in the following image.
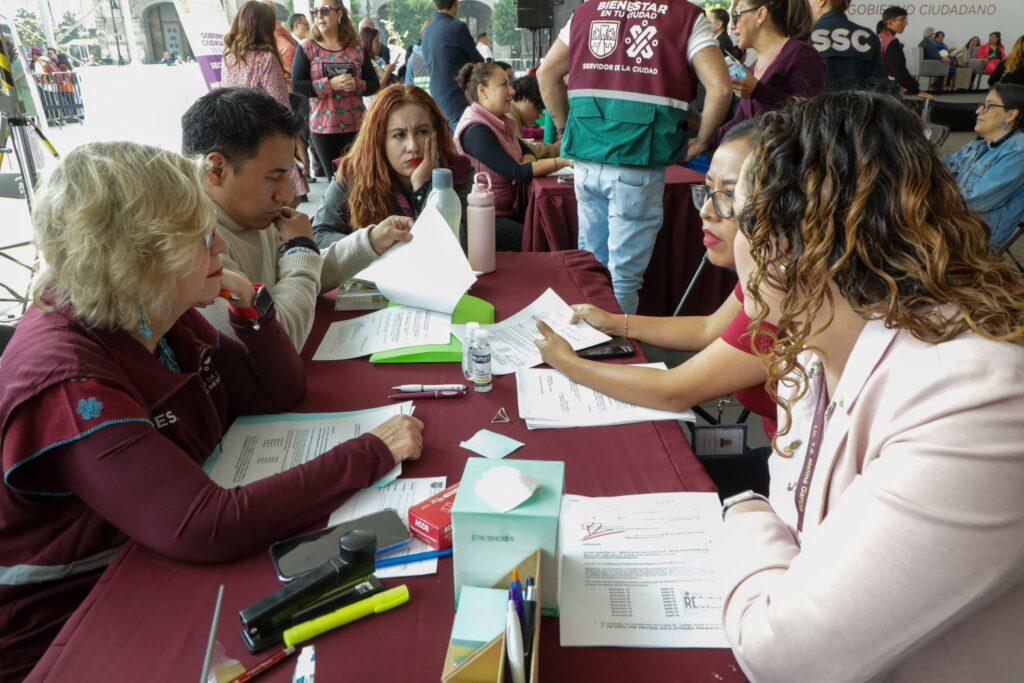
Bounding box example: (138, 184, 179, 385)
(314, 6, 336, 17)
(692, 184, 736, 218)
(203, 227, 216, 249)
(978, 101, 1010, 113)
(731, 5, 761, 25)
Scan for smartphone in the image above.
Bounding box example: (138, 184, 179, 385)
(269, 508, 411, 581)
(577, 337, 635, 359)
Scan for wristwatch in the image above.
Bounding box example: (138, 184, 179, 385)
(721, 490, 771, 520)
(227, 283, 273, 330)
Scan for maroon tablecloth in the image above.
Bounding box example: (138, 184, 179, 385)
(523, 166, 738, 317)
(29, 252, 746, 683)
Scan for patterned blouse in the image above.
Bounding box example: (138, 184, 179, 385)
(294, 39, 370, 135)
(221, 50, 308, 198)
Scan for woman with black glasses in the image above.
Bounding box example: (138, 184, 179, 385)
(534, 120, 774, 497)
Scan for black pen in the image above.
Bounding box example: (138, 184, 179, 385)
(522, 577, 537, 679)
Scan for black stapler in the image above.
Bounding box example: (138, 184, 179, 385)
(239, 529, 382, 653)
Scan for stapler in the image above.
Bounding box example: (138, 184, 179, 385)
(239, 530, 381, 653)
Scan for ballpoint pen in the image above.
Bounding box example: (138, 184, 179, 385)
(387, 390, 466, 400)
(229, 646, 295, 683)
(391, 384, 467, 392)
(375, 547, 453, 569)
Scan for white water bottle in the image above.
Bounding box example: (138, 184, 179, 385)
(471, 330, 493, 393)
(467, 172, 496, 274)
(426, 168, 463, 248)
(462, 322, 479, 381)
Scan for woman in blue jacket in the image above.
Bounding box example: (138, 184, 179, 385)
(945, 83, 1024, 249)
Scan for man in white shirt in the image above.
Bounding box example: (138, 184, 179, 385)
(476, 32, 493, 62)
(181, 88, 412, 350)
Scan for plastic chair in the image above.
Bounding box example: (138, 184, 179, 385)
(924, 122, 950, 148)
(917, 47, 950, 91)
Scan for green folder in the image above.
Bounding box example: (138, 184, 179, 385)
(369, 295, 494, 364)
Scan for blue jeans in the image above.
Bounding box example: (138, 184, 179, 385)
(574, 161, 666, 314)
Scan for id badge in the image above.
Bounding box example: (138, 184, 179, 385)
(693, 425, 747, 457)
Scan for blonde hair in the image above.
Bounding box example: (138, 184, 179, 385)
(32, 142, 216, 332)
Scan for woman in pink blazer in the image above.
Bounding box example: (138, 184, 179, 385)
(720, 91, 1024, 682)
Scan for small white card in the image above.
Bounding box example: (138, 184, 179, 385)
(459, 429, 524, 459)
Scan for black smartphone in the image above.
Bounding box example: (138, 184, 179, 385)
(269, 508, 410, 581)
(577, 337, 635, 359)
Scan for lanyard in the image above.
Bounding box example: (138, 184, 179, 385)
(794, 372, 830, 532)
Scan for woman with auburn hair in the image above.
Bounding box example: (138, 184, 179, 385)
(992, 35, 1024, 86)
(312, 84, 472, 249)
(291, 0, 379, 179)
(222, 0, 308, 204)
(718, 91, 1024, 682)
(0, 142, 424, 681)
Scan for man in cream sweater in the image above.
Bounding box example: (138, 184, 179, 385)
(182, 88, 411, 350)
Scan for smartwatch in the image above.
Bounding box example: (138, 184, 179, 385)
(721, 490, 771, 520)
(228, 283, 273, 330)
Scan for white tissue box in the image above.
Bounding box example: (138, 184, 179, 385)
(451, 458, 564, 616)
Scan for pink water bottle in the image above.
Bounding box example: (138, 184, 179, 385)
(467, 172, 496, 274)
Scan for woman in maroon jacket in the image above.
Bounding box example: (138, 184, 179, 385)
(0, 143, 424, 682)
(715, 0, 825, 144)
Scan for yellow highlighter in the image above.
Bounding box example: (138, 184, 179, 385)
(283, 585, 410, 647)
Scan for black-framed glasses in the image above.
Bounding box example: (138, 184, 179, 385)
(314, 6, 336, 17)
(731, 5, 762, 25)
(692, 184, 736, 218)
(978, 101, 1009, 113)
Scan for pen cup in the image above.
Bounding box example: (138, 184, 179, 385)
(441, 549, 542, 683)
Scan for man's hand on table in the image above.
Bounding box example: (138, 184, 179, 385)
(370, 415, 425, 464)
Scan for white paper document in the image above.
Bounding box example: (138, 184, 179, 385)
(328, 477, 448, 579)
(354, 205, 476, 314)
(312, 306, 452, 361)
(207, 403, 413, 488)
(515, 363, 696, 428)
(453, 288, 609, 375)
(558, 492, 728, 648)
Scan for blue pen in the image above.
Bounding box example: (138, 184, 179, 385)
(510, 568, 525, 633)
(375, 547, 453, 569)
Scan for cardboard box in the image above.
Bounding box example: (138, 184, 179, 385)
(408, 482, 459, 549)
(452, 459, 564, 616)
(442, 549, 543, 683)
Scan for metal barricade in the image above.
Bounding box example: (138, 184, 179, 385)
(31, 70, 84, 125)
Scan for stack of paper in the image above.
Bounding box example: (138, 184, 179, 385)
(452, 288, 610, 375)
(354, 204, 476, 315)
(515, 363, 695, 429)
(205, 403, 414, 488)
(313, 306, 452, 360)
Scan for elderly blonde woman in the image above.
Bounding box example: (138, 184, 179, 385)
(0, 142, 424, 682)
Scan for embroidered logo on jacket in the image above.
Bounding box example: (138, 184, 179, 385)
(589, 21, 620, 59)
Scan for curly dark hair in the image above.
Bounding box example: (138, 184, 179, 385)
(511, 75, 544, 113)
(738, 91, 1024, 442)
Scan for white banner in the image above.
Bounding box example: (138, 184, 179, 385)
(848, 2, 1023, 55)
(173, 0, 230, 90)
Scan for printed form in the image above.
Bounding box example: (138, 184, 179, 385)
(313, 306, 452, 360)
(454, 288, 609, 375)
(515, 363, 696, 428)
(558, 492, 729, 648)
(205, 403, 413, 488)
